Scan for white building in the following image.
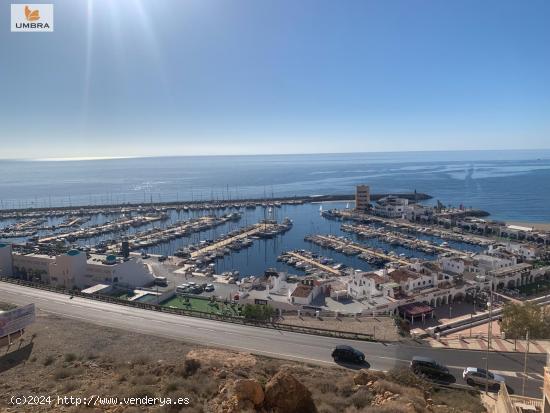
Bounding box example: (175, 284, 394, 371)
(2, 249, 154, 290)
(347, 270, 389, 301)
(84, 254, 154, 289)
(373, 196, 410, 218)
(487, 263, 533, 289)
(49, 249, 88, 288)
(503, 242, 541, 261)
(289, 279, 324, 305)
(388, 267, 437, 294)
(474, 252, 517, 273)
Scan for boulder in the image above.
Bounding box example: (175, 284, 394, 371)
(264, 370, 317, 413)
(233, 379, 264, 406)
(220, 395, 255, 413)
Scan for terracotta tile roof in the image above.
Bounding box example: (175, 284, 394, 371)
(389, 269, 419, 283)
(363, 273, 386, 284)
(291, 284, 313, 298)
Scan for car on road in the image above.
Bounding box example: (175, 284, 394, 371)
(410, 356, 449, 378)
(331, 345, 365, 364)
(463, 367, 504, 388)
(205, 284, 215, 292)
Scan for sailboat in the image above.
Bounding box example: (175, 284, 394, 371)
(346, 202, 350, 209)
(319, 205, 323, 215)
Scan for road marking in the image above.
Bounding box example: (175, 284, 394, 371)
(372, 355, 410, 363)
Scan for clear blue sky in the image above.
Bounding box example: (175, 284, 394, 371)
(0, 0, 549, 159)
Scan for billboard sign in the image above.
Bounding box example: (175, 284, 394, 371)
(0, 304, 35, 337)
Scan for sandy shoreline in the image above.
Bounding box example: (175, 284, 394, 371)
(507, 221, 550, 231)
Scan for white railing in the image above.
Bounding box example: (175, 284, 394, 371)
(509, 394, 543, 409)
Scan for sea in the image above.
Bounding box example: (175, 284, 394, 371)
(1, 150, 549, 222)
(1, 150, 549, 277)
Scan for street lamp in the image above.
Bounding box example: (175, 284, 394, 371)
(522, 329, 530, 396)
(485, 276, 494, 394)
(482, 356, 490, 394)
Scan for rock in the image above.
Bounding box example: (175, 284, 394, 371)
(233, 379, 264, 406)
(221, 395, 255, 413)
(264, 370, 317, 413)
(353, 369, 381, 386)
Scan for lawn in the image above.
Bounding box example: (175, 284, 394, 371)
(161, 296, 242, 316)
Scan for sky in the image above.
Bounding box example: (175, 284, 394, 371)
(0, 0, 549, 159)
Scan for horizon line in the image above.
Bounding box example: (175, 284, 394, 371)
(2, 147, 550, 162)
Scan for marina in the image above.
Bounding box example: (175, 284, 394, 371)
(278, 250, 345, 277)
(325, 209, 493, 246)
(340, 223, 469, 257)
(1, 192, 547, 282)
(305, 234, 413, 266)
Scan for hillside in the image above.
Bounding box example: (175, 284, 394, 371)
(0, 310, 486, 413)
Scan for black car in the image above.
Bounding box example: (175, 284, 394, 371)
(331, 345, 365, 364)
(410, 356, 449, 378)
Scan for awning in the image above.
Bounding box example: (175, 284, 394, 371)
(398, 302, 433, 317)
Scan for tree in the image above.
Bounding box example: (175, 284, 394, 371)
(501, 302, 550, 339)
(242, 304, 275, 321)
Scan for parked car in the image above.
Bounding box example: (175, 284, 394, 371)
(410, 356, 449, 378)
(331, 345, 365, 364)
(190, 286, 203, 294)
(463, 367, 504, 388)
(176, 284, 190, 294)
(205, 284, 215, 292)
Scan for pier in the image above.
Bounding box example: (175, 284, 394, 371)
(125, 214, 240, 250)
(38, 215, 166, 243)
(190, 222, 279, 259)
(285, 251, 343, 276)
(340, 223, 469, 257)
(308, 234, 412, 266)
(333, 210, 491, 246)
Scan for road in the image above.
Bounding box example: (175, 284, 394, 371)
(0, 282, 545, 398)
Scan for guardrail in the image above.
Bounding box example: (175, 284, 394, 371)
(0, 277, 375, 341)
(496, 383, 524, 413)
(509, 394, 543, 409)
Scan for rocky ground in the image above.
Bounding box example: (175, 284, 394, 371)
(0, 310, 486, 412)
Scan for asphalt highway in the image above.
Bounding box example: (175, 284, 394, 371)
(0, 282, 546, 398)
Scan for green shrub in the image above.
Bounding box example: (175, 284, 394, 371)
(181, 358, 201, 377)
(243, 304, 275, 321)
(43, 355, 55, 366)
(64, 353, 77, 362)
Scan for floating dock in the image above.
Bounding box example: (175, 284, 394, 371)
(285, 251, 343, 276)
(190, 222, 279, 259)
(309, 234, 412, 266)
